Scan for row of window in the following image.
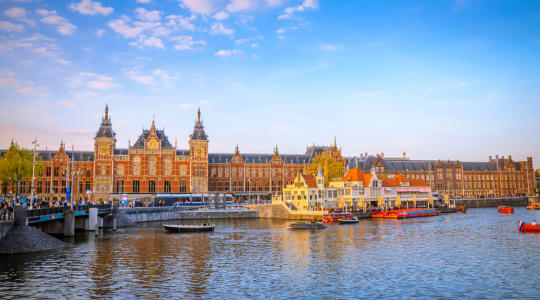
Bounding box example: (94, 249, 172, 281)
(210, 167, 302, 178)
(114, 180, 187, 193)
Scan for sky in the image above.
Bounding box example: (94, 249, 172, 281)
(0, 0, 539, 165)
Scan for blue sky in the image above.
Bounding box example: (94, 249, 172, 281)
(0, 0, 539, 164)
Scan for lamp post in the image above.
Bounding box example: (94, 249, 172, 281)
(30, 136, 38, 209)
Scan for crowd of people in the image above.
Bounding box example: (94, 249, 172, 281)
(0, 201, 14, 220)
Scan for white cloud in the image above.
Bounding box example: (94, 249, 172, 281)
(213, 11, 228, 20)
(1, 34, 71, 65)
(135, 7, 161, 22)
(226, 0, 257, 12)
(178, 100, 208, 110)
(359, 91, 383, 99)
(67, 72, 120, 90)
(57, 100, 75, 108)
(69, 0, 113, 16)
(178, 0, 219, 15)
(278, 0, 317, 19)
(215, 49, 242, 57)
(142, 36, 164, 48)
(36, 9, 76, 35)
(320, 43, 343, 52)
(137, 0, 152, 3)
(4, 7, 26, 18)
(165, 14, 196, 31)
(108, 16, 143, 38)
(170, 35, 205, 51)
(96, 29, 105, 37)
(0, 21, 23, 32)
(210, 22, 234, 35)
(125, 68, 178, 86)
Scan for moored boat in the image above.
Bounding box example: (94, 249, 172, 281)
(498, 206, 514, 214)
(526, 202, 540, 210)
(518, 220, 540, 233)
(290, 222, 326, 229)
(339, 217, 359, 225)
(163, 224, 215, 233)
(352, 211, 372, 219)
(456, 205, 467, 213)
(371, 208, 439, 219)
(438, 206, 457, 214)
(323, 212, 353, 223)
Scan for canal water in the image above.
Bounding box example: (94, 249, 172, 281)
(0, 208, 539, 299)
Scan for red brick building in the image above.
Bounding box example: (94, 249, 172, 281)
(1, 105, 536, 202)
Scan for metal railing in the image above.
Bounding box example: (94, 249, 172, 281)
(26, 204, 112, 218)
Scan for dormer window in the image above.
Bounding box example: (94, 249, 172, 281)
(401, 182, 410, 187)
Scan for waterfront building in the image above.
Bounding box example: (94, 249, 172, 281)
(0, 105, 536, 202)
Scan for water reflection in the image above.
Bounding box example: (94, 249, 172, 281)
(0, 208, 539, 299)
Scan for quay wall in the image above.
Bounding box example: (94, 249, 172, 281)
(247, 204, 323, 221)
(119, 207, 258, 223)
(454, 197, 529, 208)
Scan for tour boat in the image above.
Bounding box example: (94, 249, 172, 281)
(498, 206, 514, 214)
(163, 224, 215, 233)
(526, 202, 540, 210)
(371, 208, 439, 219)
(339, 217, 359, 225)
(323, 212, 353, 223)
(518, 220, 540, 233)
(289, 222, 326, 230)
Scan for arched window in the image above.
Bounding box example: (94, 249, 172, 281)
(133, 156, 141, 175)
(148, 156, 157, 176)
(164, 157, 172, 176)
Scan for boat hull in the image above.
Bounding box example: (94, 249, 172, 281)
(163, 224, 215, 233)
(339, 219, 359, 225)
(518, 221, 540, 233)
(371, 208, 439, 219)
(290, 222, 326, 229)
(526, 203, 540, 210)
(498, 206, 514, 214)
(352, 212, 372, 219)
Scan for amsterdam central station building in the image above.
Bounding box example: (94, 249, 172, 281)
(1, 105, 536, 202)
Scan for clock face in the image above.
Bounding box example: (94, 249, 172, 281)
(148, 139, 159, 149)
(99, 146, 109, 155)
(197, 148, 203, 156)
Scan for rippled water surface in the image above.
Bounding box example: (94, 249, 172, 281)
(1, 208, 539, 299)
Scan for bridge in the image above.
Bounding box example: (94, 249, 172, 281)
(26, 205, 112, 224)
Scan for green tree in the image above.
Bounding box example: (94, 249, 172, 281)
(0, 142, 42, 200)
(306, 152, 345, 186)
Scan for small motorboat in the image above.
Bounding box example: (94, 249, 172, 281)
(456, 205, 467, 213)
(498, 206, 514, 214)
(518, 220, 540, 233)
(289, 222, 326, 230)
(163, 224, 215, 233)
(526, 202, 540, 210)
(339, 217, 359, 225)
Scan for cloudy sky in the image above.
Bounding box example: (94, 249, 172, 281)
(0, 0, 539, 164)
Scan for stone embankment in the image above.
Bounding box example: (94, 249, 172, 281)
(246, 203, 323, 221)
(454, 197, 529, 208)
(0, 206, 65, 255)
(118, 207, 258, 224)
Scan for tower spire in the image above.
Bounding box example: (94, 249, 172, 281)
(197, 107, 201, 123)
(105, 104, 109, 121)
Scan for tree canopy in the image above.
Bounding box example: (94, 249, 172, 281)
(306, 151, 345, 185)
(0, 142, 42, 197)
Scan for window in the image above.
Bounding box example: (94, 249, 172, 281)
(164, 180, 171, 193)
(78, 181, 83, 193)
(54, 167, 59, 177)
(61, 180, 66, 193)
(133, 180, 140, 193)
(177, 165, 186, 176)
(85, 181, 91, 192)
(116, 180, 124, 193)
(133, 156, 141, 175)
(46, 181, 51, 193)
(37, 181, 43, 193)
(164, 158, 171, 176)
(179, 180, 186, 193)
(86, 169, 91, 177)
(46, 167, 51, 177)
(117, 165, 125, 176)
(148, 157, 157, 176)
(149, 180, 156, 193)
